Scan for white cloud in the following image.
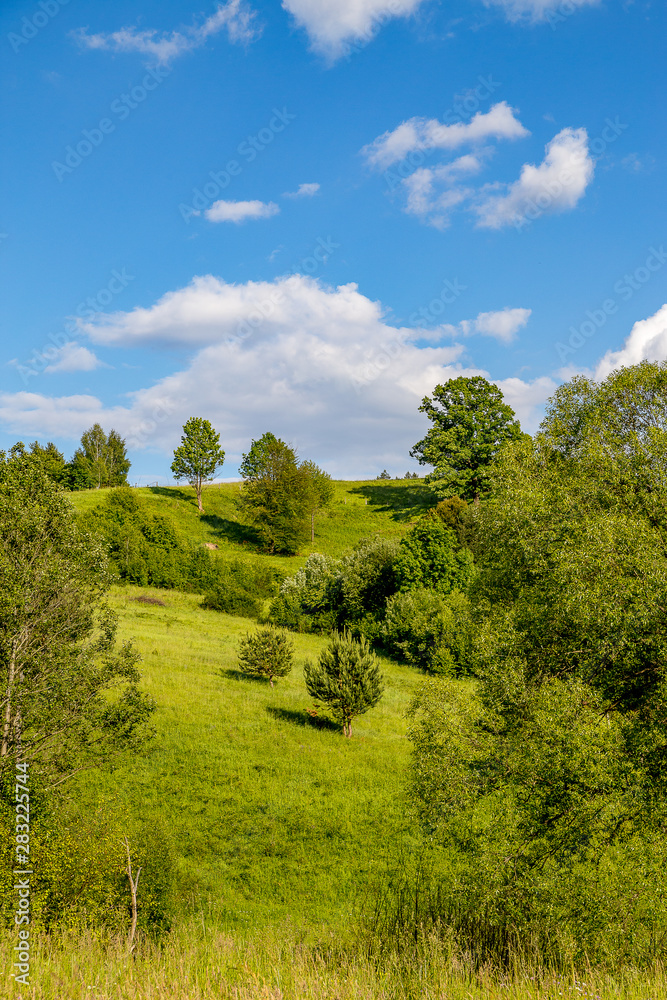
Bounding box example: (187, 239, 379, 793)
(363, 102, 529, 170)
(72, 1, 258, 64)
(402, 156, 482, 227)
(282, 0, 429, 60)
(44, 342, 104, 374)
(485, 0, 598, 23)
(204, 199, 279, 223)
(437, 308, 532, 345)
(468, 307, 532, 344)
(594, 304, 667, 381)
(475, 127, 594, 229)
(0, 275, 555, 476)
(283, 182, 321, 198)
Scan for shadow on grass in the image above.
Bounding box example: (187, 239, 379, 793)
(266, 706, 340, 733)
(200, 513, 261, 548)
(218, 668, 268, 685)
(148, 486, 194, 503)
(349, 482, 434, 523)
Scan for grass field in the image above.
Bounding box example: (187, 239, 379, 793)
(66, 584, 423, 932)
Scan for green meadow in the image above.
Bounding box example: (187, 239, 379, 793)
(7, 480, 665, 998)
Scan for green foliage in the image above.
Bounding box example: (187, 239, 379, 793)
(202, 560, 281, 619)
(304, 629, 384, 737)
(237, 626, 294, 687)
(411, 376, 523, 500)
(238, 433, 312, 554)
(66, 424, 131, 490)
(382, 589, 475, 675)
(269, 537, 399, 641)
(301, 459, 335, 541)
(171, 417, 225, 513)
(377, 470, 391, 479)
(402, 363, 667, 965)
(394, 516, 474, 595)
(0, 452, 155, 789)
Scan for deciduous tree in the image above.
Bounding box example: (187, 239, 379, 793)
(411, 376, 522, 501)
(171, 417, 225, 514)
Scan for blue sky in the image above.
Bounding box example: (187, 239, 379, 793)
(1, 0, 665, 481)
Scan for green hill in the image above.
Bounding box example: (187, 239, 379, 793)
(68, 478, 435, 569)
(63, 479, 436, 931)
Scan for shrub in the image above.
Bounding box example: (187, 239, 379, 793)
(304, 630, 384, 737)
(237, 626, 294, 686)
(382, 588, 476, 675)
(202, 559, 282, 619)
(268, 553, 340, 633)
(394, 517, 474, 595)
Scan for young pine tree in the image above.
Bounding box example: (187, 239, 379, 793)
(304, 630, 384, 737)
(237, 627, 294, 687)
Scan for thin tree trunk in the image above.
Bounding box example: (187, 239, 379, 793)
(1, 643, 17, 758)
(311, 510, 315, 543)
(124, 837, 141, 952)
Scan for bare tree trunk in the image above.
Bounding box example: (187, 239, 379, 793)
(123, 837, 141, 953)
(196, 477, 204, 514)
(1, 644, 17, 758)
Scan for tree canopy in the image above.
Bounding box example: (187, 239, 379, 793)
(411, 375, 523, 501)
(238, 433, 313, 555)
(171, 417, 225, 513)
(0, 450, 155, 790)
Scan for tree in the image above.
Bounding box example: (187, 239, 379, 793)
(27, 441, 67, 485)
(238, 433, 311, 554)
(65, 424, 131, 490)
(301, 460, 335, 542)
(410, 376, 523, 501)
(394, 516, 474, 595)
(377, 470, 391, 480)
(170, 417, 225, 514)
(237, 627, 294, 687)
(0, 450, 155, 790)
(304, 630, 384, 737)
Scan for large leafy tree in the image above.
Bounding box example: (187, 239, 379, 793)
(0, 450, 155, 790)
(411, 376, 523, 501)
(405, 364, 667, 961)
(238, 433, 311, 554)
(66, 424, 131, 490)
(170, 417, 225, 514)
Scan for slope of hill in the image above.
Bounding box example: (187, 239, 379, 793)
(68, 479, 435, 568)
(67, 585, 427, 932)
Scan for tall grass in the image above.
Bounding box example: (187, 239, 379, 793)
(3, 922, 667, 999)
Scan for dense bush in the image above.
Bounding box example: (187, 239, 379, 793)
(202, 560, 281, 618)
(237, 626, 294, 686)
(382, 588, 476, 675)
(394, 517, 474, 595)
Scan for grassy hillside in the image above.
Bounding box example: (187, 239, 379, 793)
(68, 479, 435, 568)
(68, 584, 425, 932)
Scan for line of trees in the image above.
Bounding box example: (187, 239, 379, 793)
(12, 424, 131, 491)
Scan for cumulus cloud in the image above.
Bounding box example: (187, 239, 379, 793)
(593, 304, 667, 381)
(461, 307, 532, 344)
(282, 0, 429, 60)
(475, 127, 594, 229)
(204, 199, 279, 223)
(0, 275, 556, 477)
(485, 0, 598, 23)
(44, 342, 105, 374)
(363, 102, 529, 170)
(283, 182, 321, 198)
(402, 156, 483, 227)
(72, 0, 258, 64)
